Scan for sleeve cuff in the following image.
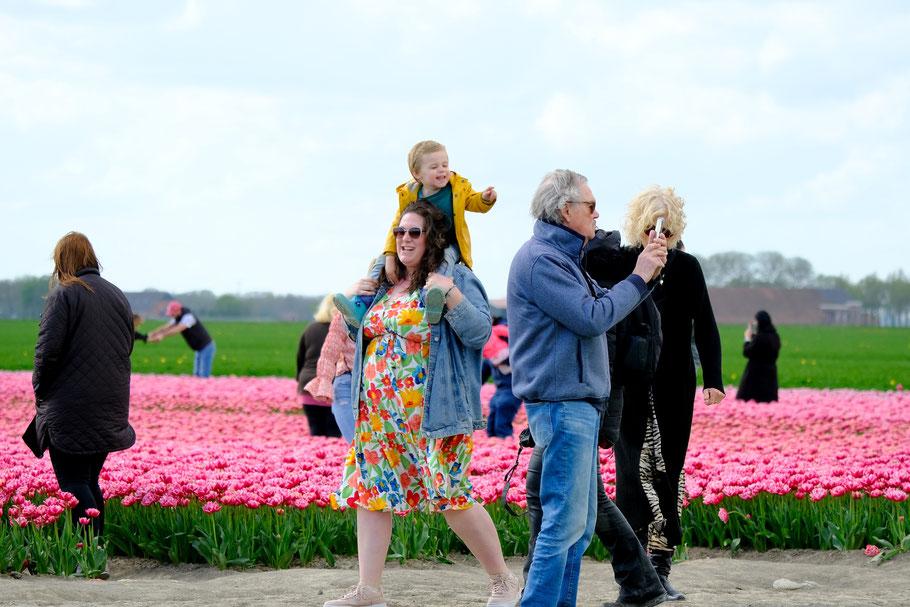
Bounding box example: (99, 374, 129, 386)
(627, 274, 647, 295)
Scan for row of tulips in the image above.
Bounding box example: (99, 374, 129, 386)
(2, 370, 909, 573)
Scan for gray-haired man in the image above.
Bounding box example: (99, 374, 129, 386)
(507, 170, 667, 606)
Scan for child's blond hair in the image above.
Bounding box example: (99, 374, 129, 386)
(407, 140, 446, 176)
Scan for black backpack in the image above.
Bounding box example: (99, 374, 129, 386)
(614, 293, 662, 385)
(580, 230, 663, 387)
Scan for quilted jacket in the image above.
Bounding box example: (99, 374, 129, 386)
(32, 267, 136, 455)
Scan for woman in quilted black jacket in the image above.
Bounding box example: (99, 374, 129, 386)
(31, 232, 135, 549)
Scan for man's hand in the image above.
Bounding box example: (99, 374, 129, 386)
(632, 230, 668, 282)
(703, 388, 725, 406)
(482, 186, 497, 203)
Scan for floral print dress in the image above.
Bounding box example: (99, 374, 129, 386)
(330, 290, 477, 513)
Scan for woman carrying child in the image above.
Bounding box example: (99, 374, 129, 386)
(323, 200, 519, 607)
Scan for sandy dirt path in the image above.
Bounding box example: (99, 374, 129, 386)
(1, 549, 907, 606)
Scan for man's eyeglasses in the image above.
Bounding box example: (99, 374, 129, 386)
(392, 227, 426, 239)
(569, 200, 596, 212)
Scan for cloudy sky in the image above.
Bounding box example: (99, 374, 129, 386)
(2, 0, 907, 299)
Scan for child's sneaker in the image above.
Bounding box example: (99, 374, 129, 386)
(424, 285, 446, 324)
(323, 583, 387, 607)
(486, 572, 520, 607)
(334, 294, 369, 328)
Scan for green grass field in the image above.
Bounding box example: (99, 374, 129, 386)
(0, 319, 308, 378)
(713, 324, 909, 391)
(1, 319, 907, 389)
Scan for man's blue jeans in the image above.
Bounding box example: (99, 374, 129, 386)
(193, 341, 216, 378)
(521, 400, 600, 607)
(524, 450, 665, 604)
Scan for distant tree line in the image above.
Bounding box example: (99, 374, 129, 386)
(0, 276, 323, 322)
(696, 251, 910, 327)
(2, 256, 909, 326)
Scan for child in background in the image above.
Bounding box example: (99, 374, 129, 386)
(334, 140, 497, 326)
(304, 310, 357, 443)
(132, 314, 148, 343)
(483, 318, 522, 439)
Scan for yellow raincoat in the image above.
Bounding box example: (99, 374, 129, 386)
(383, 171, 495, 269)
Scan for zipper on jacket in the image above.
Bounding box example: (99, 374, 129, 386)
(577, 340, 583, 382)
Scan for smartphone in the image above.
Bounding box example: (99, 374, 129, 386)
(654, 217, 664, 238)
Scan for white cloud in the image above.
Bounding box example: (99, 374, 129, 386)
(534, 92, 589, 148)
(35, 0, 93, 8)
(166, 0, 204, 31)
(1, 1, 909, 294)
(0, 15, 108, 79)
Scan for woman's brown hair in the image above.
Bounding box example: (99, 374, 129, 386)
(50, 232, 101, 292)
(381, 199, 449, 293)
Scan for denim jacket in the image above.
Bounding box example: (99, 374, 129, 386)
(347, 264, 492, 439)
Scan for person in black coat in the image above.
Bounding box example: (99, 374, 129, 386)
(31, 232, 135, 547)
(737, 310, 780, 403)
(616, 186, 725, 601)
(296, 295, 342, 437)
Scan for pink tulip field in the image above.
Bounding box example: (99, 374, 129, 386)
(2, 369, 909, 574)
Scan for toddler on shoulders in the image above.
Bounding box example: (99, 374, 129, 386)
(335, 140, 497, 326)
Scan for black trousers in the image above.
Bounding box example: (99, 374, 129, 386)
(49, 446, 108, 538)
(523, 447, 664, 603)
(303, 404, 342, 438)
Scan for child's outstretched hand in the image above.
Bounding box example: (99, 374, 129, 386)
(482, 186, 497, 203)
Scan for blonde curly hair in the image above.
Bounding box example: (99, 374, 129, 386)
(622, 185, 687, 249)
(313, 294, 336, 323)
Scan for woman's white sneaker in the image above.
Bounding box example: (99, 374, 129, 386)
(323, 583, 387, 607)
(487, 572, 521, 607)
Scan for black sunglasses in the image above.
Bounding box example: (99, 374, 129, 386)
(569, 200, 596, 212)
(646, 226, 673, 238)
(392, 227, 426, 239)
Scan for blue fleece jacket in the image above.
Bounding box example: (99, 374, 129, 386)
(507, 220, 647, 405)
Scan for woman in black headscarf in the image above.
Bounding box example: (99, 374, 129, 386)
(737, 310, 780, 403)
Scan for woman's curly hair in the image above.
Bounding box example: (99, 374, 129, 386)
(622, 185, 687, 250)
(381, 199, 449, 293)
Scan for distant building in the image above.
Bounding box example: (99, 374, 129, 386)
(707, 287, 867, 325)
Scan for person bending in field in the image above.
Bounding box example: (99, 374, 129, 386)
(333, 139, 497, 329)
(147, 300, 216, 378)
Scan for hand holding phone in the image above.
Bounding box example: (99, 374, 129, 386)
(650, 217, 665, 246)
